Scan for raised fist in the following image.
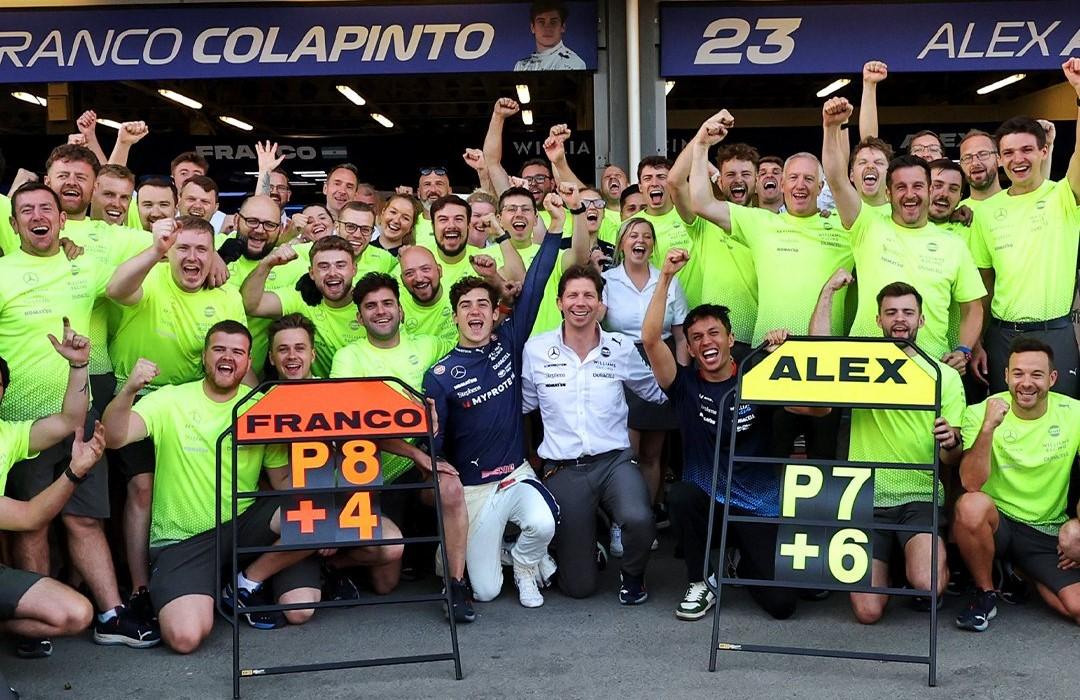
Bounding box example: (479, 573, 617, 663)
(493, 97, 520, 118)
(862, 60, 888, 84)
(822, 97, 854, 128)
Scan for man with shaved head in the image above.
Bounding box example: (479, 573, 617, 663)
(398, 245, 457, 344)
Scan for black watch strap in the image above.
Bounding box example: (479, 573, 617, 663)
(569, 205, 587, 215)
(495, 233, 511, 244)
(64, 466, 87, 484)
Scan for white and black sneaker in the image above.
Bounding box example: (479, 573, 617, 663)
(676, 581, 716, 620)
(93, 606, 161, 648)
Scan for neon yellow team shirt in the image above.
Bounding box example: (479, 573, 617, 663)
(598, 208, 621, 248)
(848, 206, 985, 360)
(110, 265, 246, 391)
(969, 179, 1080, 322)
(0, 419, 35, 493)
(538, 209, 575, 244)
(0, 250, 111, 421)
(225, 254, 309, 377)
(276, 286, 366, 379)
(61, 219, 153, 375)
(849, 357, 964, 508)
(355, 245, 399, 279)
(676, 220, 759, 343)
(134, 380, 287, 546)
(937, 220, 973, 351)
(962, 392, 1080, 535)
(413, 244, 505, 290)
(125, 198, 142, 230)
(400, 287, 458, 345)
(330, 332, 453, 482)
(413, 216, 435, 246)
(728, 205, 852, 345)
(0, 195, 17, 256)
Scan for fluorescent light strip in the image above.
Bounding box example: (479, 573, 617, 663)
(371, 113, 394, 128)
(219, 115, 254, 131)
(521, 110, 534, 126)
(515, 84, 531, 104)
(335, 85, 366, 106)
(97, 118, 122, 129)
(665, 80, 676, 96)
(11, 91, 46, 107)
(815, 78, 851, 98)
(976, 73, 1026, 95)
(157, 88, 203, 110)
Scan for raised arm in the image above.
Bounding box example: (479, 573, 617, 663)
(809, 268, 854, 336)
(1061, 58, 1080, 202)
(0, 422, 105, 532)
(102, 359, 158, 449)
(554, 182, 590, 268)
(822, 97, 862, 229)
(28, 319, 91, 452)
(240, 245, 294, 317)
(858, 60, 887, 139)
(108, 121, 149, 167)
(543, 124, 588, 191)
(482, 98, 519, 196)
(688, 111, 736, 231)
(642, 249, 687, 390)
(960, 399, 1008, 492)
(254, 141, 286, 197)
(462, 148, 495, 195)
(107, 217, 176, 305)
(75, 110, 108, 166)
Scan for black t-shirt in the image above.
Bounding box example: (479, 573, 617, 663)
(663, 364, 779, 515)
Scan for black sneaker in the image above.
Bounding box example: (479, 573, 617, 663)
(14, 638, 51, 659)
(653, 504, 671, 530)
(995, 561, 1032, 605)
(911, 593, 944, 612)
(618, 572, 648, 605)
(220, 583, 286, 630)
(93, 607, 160, 648)
(128, 587, 155, 623)
(955, 589, 998, 632)
(446, 578, 476, 624)
(323, 569, 361, 602)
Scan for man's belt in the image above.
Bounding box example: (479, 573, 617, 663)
(990, 315, 1072, 332)
(547, 449, 622, 469)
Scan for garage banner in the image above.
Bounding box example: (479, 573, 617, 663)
(661, 1, 1080, 76)
(0, 1, 597, 82)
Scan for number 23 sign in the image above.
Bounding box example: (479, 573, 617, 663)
(280, 440, 384, 545)
(774, 465, 874, 587)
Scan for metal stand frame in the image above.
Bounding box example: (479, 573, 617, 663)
(213, 377, 462, 698)
(703, 337, 943, 686)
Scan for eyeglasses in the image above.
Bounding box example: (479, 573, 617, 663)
(582, 198, 605, 209)
(339, 222, 374, 236)
(501, 204, 535, 214)
(420, 167, 447, 176)
(523, 174, 549, 184)
(268, 184, 290, 192)
(959, 150, 998, 165)
(240, 216, 280, 232)
(910, 145, 944, 157)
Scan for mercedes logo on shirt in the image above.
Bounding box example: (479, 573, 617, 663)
(450, 365, 467, 379)
(23, 272, 39, 285)
(547, 346, 560, 360)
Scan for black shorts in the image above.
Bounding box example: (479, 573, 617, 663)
(89, 373, 116, 419)
(108, 391, 156, 479)
(147, 497, 320, 612)
(0, 565, 43, 620)
(994, 514, 1080, 595)
(4, 409, 109, 519)
(380, 467, 424, 529)
(872, 501, 943, 563)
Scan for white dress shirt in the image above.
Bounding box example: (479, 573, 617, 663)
(601, 264, 689, 341)
(522, 325, 664, 460)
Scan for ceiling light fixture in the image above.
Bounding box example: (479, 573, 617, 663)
(815, 78, 851, 98)
(335, 85, 366, 106)
(665, 81, 676, 96)
(515, 84, 531, 104)
(97, 118, 122, 129)
(219, 115, 254, 131)
(371, 113, 394, 128)
(976, 73, 1026, 95)
(11, 92, 46, 107)
(522, 109, 534, 126)
(157, 88, 203, 110)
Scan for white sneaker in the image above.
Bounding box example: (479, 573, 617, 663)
(513, 564, 545, 608)
(537, 554, 557, 588)
(610, 524, 624, 557)
(650, 537, 659, 551)
(676, 581, 716, 621)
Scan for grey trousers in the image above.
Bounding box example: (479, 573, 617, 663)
(543, 448, 655, 598)
(985, 321, 1079, 397)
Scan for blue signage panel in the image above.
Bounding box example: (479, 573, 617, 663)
(0, 1, 597, 82)
(661, 1, 1080, 76)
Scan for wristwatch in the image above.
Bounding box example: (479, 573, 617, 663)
(64, 466, 87, 484)
(494, 233, 511, 244)
(569, 205, 587, 215)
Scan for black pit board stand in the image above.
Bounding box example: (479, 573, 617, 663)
(703, 337, 943, 686)
(214, 377, 462, 698)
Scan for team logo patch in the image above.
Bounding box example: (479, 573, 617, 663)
(433, 365, 446, 375)
(1035, 200, 1046, 210)
(409, 355, 419, 365)
(1048, 425, 1061, 437)
(203, 306, 216, 318)
(547, 346, 560, 360)
(350, 321, 360, 330)
(1002, 429, 1017, 443)
(600, 347, 611, 357)
(926, 242, 938, 252)
(993, 208, 1007, 222)
(69, 264, 81, 276)
(22, 272, 39, 285)
(450, 365, 467, 379)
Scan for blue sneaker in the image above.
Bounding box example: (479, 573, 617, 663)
(221, 583, 286, 630)
(619, 572, 648, 605)
(955, 589, 997, 632)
